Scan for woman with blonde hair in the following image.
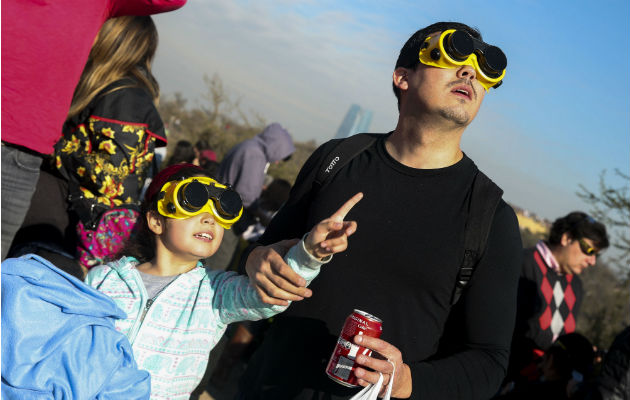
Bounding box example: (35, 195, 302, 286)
(53, 15, 167, 270)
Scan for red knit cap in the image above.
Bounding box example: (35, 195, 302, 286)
(144, 163, 204, 203)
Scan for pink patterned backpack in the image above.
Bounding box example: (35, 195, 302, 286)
(73, 201, 140, 269)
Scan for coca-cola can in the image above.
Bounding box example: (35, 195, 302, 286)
(326, 309, 383, 387)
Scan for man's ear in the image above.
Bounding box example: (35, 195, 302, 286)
(146, 210, 164, 235)
(393, 67, 409, 91)
(560, 232, 572, 246)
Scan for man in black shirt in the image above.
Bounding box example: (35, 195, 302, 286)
(241, 21, 522, 399)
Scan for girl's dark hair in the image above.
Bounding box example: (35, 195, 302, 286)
(166, 140, 196, 166)
(548, 211, 609, 249)
(259, 179, 291, 212)
(117, 165, 209, 262)
(195, 139, 210, 151)
(547, 333, 594, 380)
(201, 160, 219, 179)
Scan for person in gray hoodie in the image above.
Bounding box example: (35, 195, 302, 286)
(219, 123, 295, 207)
(205, 123, 295, 271)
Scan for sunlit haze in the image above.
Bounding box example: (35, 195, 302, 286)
(152, 0, 629, 228)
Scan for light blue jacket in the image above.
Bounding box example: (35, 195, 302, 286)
(85, 239, 324, 399)
(1, 254, 150, 400)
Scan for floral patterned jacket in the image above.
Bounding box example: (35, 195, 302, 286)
(55, 78, 167, 209)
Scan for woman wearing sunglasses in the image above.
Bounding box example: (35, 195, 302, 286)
(504, 212, 609, 393)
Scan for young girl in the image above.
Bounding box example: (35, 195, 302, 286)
(54, 16, 166, 269)
(85, 163, 362, 399)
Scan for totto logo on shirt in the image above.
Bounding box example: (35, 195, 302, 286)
(325, 156, 340, 173)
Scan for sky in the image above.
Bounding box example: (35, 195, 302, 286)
(151, 0, 630, 225)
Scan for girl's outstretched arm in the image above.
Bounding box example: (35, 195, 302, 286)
(245, 192, 363, 306)
(211, 192, 363, 324)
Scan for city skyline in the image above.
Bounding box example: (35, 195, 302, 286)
(334, 104, 374, 139)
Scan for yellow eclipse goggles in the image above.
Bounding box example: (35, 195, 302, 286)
(157, 176, 243, 229)
(419, 29, 507, 90)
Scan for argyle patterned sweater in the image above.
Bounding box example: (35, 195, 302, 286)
(508, 244, 584, 380)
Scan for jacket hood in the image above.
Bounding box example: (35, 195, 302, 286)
(256, 123, 295, 162)
(1, 254, 149, 399)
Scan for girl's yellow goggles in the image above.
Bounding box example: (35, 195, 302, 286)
(419, 29, 507, 90)
(157, 177, 243, 229)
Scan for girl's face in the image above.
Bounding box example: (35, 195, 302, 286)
(158, 211, 225, 262)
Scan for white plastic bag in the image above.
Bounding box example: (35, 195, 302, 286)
(349, 361, 395, 400)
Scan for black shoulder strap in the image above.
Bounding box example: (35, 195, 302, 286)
(313, 133, 380, 189)
(450, 170, 504, 305)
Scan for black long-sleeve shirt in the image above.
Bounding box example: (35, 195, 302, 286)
(238, 134, 523, 399)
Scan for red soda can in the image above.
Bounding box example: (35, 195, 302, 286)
(326, 309, 383, 387)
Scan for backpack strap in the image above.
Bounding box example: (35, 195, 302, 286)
(313, 133, 381, 190)
(450, 170, 504, 305)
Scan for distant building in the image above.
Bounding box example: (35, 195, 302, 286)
(511, 204, 551, 236)
(334, 104, 373, 139)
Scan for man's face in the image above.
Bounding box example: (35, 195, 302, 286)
(557, 234, 598, 275)
(396, 31, 486, 126)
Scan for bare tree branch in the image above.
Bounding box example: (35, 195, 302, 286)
(577, 169, 630, 273)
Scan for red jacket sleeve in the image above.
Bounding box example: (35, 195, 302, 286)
(110, 0, 187, 18)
